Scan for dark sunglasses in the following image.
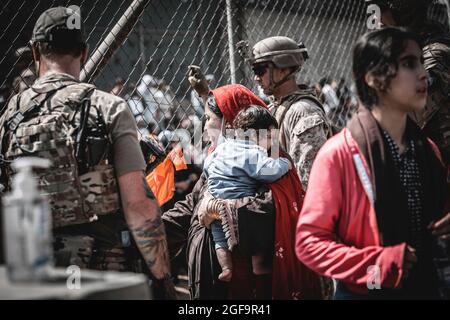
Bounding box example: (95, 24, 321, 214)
(252, 64, 269, 77)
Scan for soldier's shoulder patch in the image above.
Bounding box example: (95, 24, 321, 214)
(289, 98, 323, 116)
(293, 113, 325, 136)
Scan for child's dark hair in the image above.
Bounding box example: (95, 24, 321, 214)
(352, 27, 422, 109)
(232, 104, 278, 131)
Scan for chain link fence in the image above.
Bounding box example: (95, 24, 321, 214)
(1, 0, 450, 162)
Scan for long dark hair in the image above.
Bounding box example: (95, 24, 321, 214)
(352, 27, 422, 109)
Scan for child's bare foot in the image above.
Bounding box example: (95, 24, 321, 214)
(216, 247, 233, 282)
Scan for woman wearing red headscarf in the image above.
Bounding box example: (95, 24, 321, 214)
(162, 73, 322, 299)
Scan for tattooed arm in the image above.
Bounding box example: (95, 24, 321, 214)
(118, 170, 176, 298)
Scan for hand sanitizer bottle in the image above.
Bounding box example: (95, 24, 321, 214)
(2, 157, 53, 282)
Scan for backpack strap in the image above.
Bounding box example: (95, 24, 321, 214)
(6, 82, 79, 132)
(274, 90, 324, 127)
(7, 92, 50, 131)
(3, 83, 95, 167)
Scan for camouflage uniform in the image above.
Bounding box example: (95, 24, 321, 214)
(240, 36, 331, 188)
(270, 88, 330, 189)
(241, 36, 334, 298)
(414, 25, 450, 166)
(0, 72, 146, 273)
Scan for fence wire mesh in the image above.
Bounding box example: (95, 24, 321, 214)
(1, 0, 450, 164)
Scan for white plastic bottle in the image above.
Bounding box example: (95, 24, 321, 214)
(2, 157, 53, 282)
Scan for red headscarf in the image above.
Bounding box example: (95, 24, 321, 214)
(211, 84, 266, 125)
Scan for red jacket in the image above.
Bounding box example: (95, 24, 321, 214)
(295, 128, 406, 294)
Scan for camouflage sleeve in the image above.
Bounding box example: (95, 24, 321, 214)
(420, 42, 450, 161)
(422, 42, 450, 116)
(286, 101, 329, 189)
(423, 42, 450, 78)
(0, 95, 19, 189)
(0, 94, 18, 154)
(0, 94, 17, 126)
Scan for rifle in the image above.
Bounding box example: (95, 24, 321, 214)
(75, 97, 92, 175)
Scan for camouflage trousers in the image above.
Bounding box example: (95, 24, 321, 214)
(53, 234, 145, 273)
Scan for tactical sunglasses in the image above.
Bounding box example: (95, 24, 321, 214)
(252, 64, 269, 77)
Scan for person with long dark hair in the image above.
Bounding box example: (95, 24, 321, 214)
(296, 27, 450, 299)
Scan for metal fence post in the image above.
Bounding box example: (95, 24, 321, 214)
(80, 0, 151, 83)
(139, 21, 146, 75)
(226, 0, 236, 84)
(446, 0, 450, 30)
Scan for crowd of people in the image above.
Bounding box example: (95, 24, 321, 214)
(0, 0, 450, 300)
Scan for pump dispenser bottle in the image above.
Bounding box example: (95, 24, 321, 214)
(2, 157, 53, 282)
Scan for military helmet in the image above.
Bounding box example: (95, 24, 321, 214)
(251, 36, 308, 69)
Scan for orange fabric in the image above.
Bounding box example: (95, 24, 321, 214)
(146, 148, 187, 206)
(146, 157, 175, 206)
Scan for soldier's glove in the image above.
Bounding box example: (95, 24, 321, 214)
(152, 274, 178, 300)
(187, 65, 209, 96)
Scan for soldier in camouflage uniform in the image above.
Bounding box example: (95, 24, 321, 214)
(238, 36, 333, 299)
(239, 36, 331, 189)
(367, 0, 450, 166)
(0, 7, 176, 299)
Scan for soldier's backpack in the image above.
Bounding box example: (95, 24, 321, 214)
(3, 82, 120, 228)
